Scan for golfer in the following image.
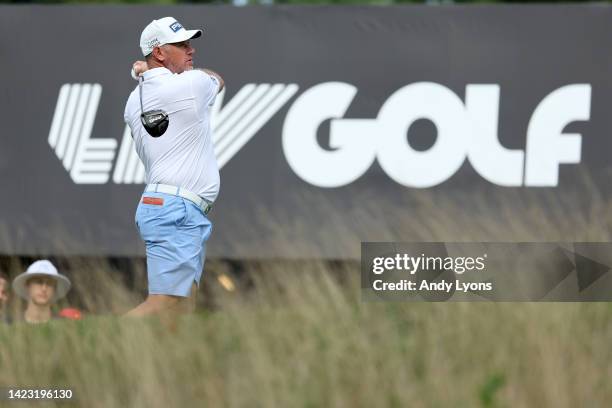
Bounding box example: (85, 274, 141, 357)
(12, 260, 71, 324)
(124, 17, 224, 317)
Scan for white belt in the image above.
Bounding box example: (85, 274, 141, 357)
(144, 184, 213, 215)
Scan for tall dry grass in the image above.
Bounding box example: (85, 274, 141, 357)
(1, 261, 612, 407)
(1, 172, 611, 406)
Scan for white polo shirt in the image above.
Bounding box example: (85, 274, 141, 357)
(124, 67, 220, 202)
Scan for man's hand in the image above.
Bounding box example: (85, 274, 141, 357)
(131, 60, 149, 79)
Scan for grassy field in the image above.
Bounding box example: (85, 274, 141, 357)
(1, 260, 612, 408)
(2, 178, 611, 407)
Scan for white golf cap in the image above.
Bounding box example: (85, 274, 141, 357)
(140, 17, 203, 56)
(12, 260, 71, 302)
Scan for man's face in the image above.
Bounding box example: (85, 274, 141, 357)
(160, 40, 195, 74)
(26, 277, 56, 306)
(0, 278, 8, 305)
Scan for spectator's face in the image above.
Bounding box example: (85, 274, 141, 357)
(26, 277, 56, 306)
(0, 278, 8, 305)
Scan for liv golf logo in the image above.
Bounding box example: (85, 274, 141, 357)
(283, 82, 591, 188)
(48, 81, 591, 187)
(48, 84, 116, 184)
(48, 83, 299, 184)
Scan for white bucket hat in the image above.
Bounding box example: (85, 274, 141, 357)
(140, 17, 203, 56)
(12, 260, 71, 302)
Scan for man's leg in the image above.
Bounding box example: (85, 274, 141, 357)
(125, 282, 197, 317)
(129, 194, 206, 319)
(182, 282, 198, 313)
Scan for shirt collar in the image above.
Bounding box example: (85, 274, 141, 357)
(143, 67, 172, 80)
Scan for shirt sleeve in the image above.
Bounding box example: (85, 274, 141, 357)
(188, 70, 220, 111)
(123, 97, 131, 125)
(124, 90, 138, 126)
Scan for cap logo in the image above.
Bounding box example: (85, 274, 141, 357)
(146, 38, 161, 49)
(170, 22, 183, 32)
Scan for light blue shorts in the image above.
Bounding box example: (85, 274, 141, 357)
(135, 192, 212, 297)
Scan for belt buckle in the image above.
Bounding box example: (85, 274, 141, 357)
(203, 203, 211, 215)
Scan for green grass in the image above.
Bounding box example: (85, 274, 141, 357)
(1, 263, 612, 407)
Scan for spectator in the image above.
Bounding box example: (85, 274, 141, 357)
(0, 270, 9, 324)
(12, 260, 71, 324)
